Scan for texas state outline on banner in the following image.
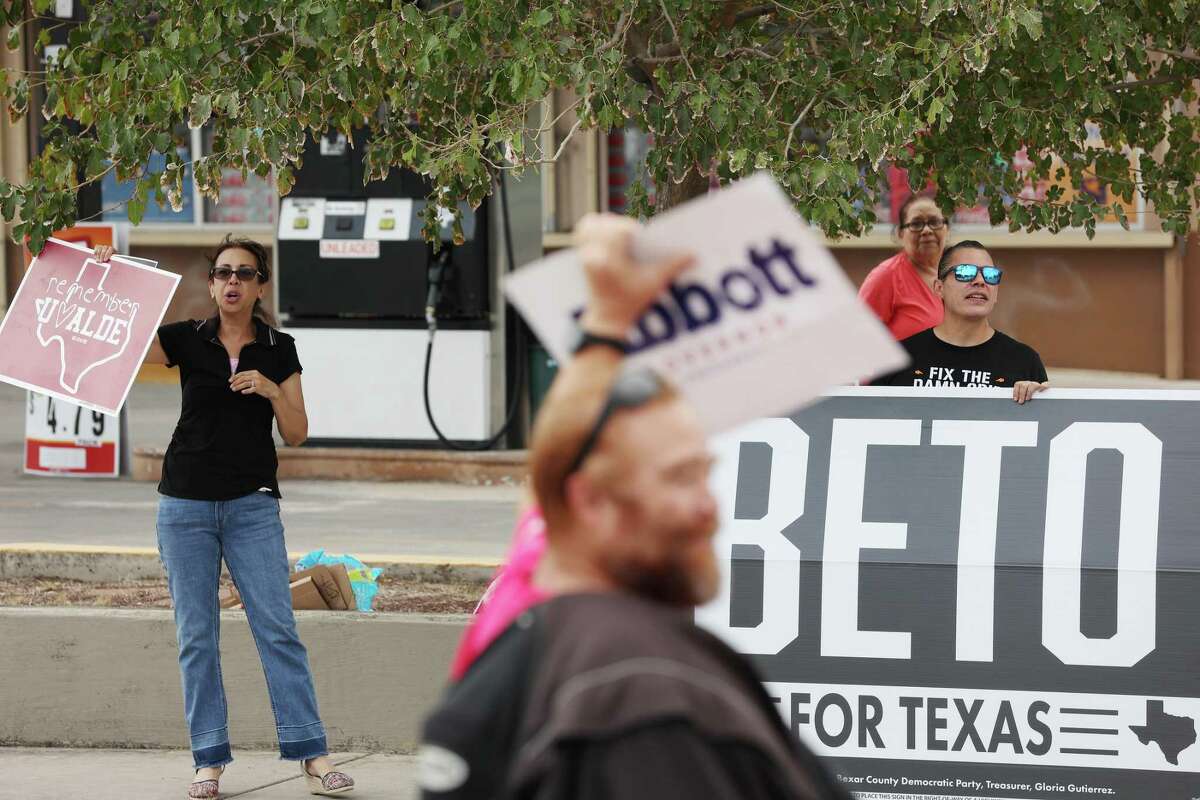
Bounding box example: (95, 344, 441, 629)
(34, 257, 141, 394)
(0, 238, 179, 416)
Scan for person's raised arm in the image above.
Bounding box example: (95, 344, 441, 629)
(92, 244, 169, 365)
(528, 214, 693, 521)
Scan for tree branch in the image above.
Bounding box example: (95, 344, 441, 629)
(545, 116, 584, 165)
(729, 46, 773, 59)
(733, 4, 776, 25)
(784, 94, 818, 160)
(600, 9, 632, 54)
(1105, 74, 1196, 91)
(635, 53, 685, 65)
(657, 0, 697, 80)
(1147, 48, 1200, 64)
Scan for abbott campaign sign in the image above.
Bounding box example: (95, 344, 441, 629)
(700, 387, 1200, 799)
(0, 238, 179, 415)
(505, 174, 906, 432)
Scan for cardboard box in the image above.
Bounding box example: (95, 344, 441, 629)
(218, 563, 356, 611)
(219, 583, 242, 610)
(293, 564, 355, 611)
(289, 576, 329, 611)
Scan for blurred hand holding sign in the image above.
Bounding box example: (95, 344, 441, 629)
(0, 238, 179, 416)
(505, 174, 906, 431)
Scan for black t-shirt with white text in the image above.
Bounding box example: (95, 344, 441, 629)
(878, 328, 1047, 388)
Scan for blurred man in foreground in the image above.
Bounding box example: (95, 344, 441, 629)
(419, 214, 850, 800)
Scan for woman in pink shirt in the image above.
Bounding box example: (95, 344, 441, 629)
(449, 501, 548, 681)
(859, 195, 950, 340)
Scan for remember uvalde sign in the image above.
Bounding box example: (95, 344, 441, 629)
(700, 387, 1200, 799)
(0, 238, 179, 415)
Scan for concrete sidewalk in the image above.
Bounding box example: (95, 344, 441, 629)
(1, 748, 419, 799)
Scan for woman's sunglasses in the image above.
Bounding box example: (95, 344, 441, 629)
(946, 264, 1003, 285)
(210, 266, 263, 282)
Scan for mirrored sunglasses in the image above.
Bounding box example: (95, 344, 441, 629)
(951, 264, 1003, 285)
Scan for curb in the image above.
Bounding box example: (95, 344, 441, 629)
(1, 607, 466, 752)
(0, 544, 500, 584)
(133, 447, 528, 485)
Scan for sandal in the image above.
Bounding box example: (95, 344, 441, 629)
(303, 763, 355, 796)
(188, 765, 224, 799)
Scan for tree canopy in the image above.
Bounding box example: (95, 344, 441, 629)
(2, 0, 1199, 252)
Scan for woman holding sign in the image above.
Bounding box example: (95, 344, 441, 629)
(94, 238, 354, 798)
(858, 194, 949, 340)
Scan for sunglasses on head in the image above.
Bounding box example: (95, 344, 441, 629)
(566, 367, 666, 475)
(210, 266, 263, 282)
(944, 264, 1003, 285)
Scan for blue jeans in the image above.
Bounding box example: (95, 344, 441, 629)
(157, 492, 328, 769)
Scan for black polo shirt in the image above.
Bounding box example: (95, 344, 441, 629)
(157, 317, 302, 501)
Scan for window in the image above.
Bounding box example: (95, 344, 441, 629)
(100, 125, 195, 223)
(99, 125, 275, 227)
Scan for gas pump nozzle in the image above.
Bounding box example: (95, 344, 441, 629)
(425, 246, 453, 334)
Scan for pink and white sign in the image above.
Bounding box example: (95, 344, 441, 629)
(0, 238, 179, 415)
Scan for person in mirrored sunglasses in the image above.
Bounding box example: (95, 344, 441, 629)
(876, 239, 1049, 403)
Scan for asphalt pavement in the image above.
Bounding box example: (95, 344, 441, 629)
(0, 381, 520, 559)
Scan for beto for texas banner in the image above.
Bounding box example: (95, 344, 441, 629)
(700, 387, 1200, 799)
(0, 238, 179, 415)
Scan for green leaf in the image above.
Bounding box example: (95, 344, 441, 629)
(810, 160, 829, 188)
(6, 26, 19, 51)
(1014, 6, 1044, 40)
(170, 75, 187, 113)
(921, 0, 954, 24)
(188, 94, 212, 129)
(28, 223, 48, 256)
(128, 178, 149, 225)
(276, 165, 295, 196)
(927, 96, 945, 125)
(531, 8, 553, 27)
(509, 61, 524, 95)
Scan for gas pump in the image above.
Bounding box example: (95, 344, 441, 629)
(276, 130, 508, 447)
